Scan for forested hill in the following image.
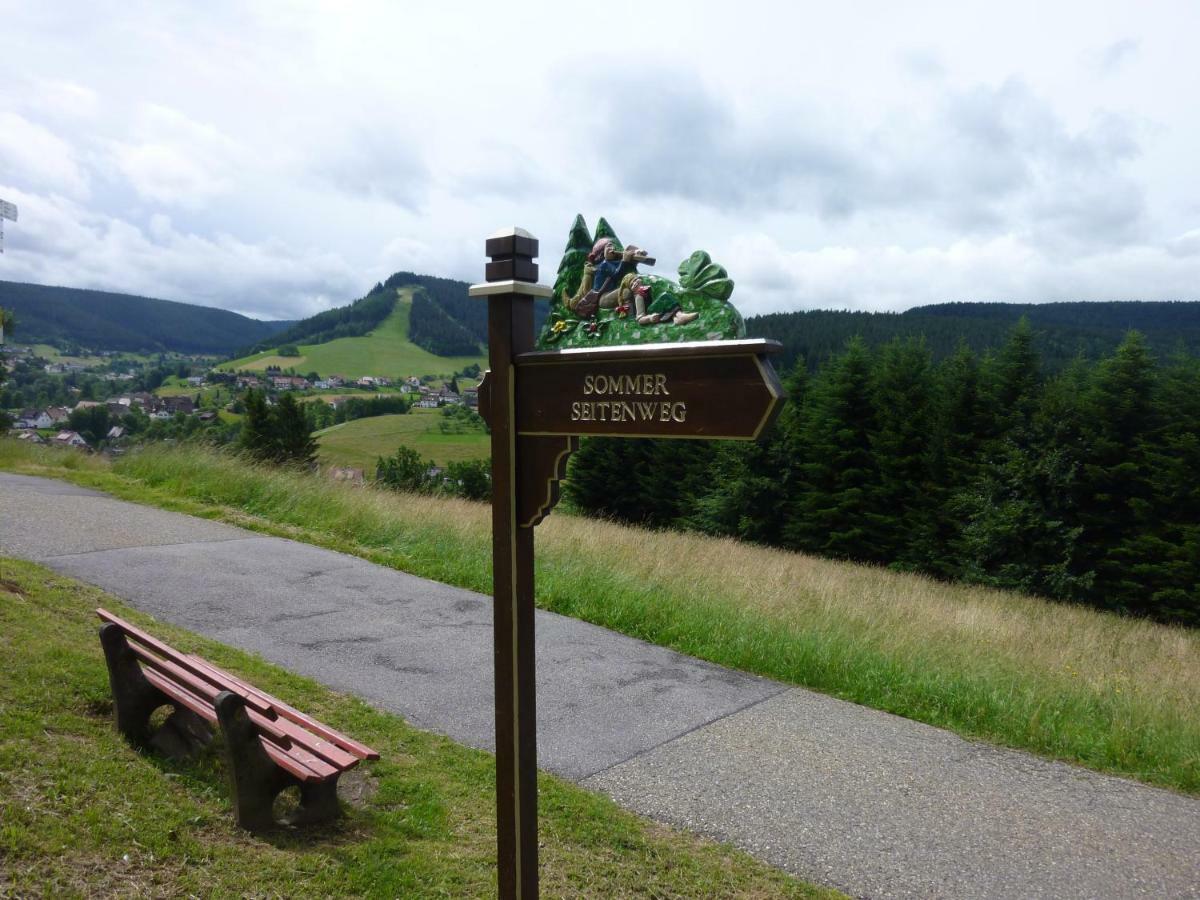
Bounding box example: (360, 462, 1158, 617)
(0, 280, 292, 355)
(249, 270, 546, 357)
(747, 300, 1200, 372)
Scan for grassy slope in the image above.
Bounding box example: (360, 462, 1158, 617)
(2, 440, 1198, 796)
(221, 289, 487, 379)
(317, 409, 489, 471)
(0, 559, 825, 898)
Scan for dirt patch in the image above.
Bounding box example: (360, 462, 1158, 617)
(1, 851, 193, 899)
(0, 578, 25, 596)
(338, 766, 380, 809)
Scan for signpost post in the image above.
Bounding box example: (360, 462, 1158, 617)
(0, 198, 17, 255)
(470, 227, 784, 899)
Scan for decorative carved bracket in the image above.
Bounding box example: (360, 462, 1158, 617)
(476, 370, 577, 529)
(518, 435, 578, 528)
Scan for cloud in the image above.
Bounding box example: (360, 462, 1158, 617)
(898, 49, 946, 81)
(571, 70, 1144, 250)
(106, 104, 243, 208)
(312, 128, 428, 210)
(0, 186, 360, 320)
(725, 232, 1200, 316)
(1095, 38, 1139, 75)
(1166, 228, 1200, 258)
(26, 80, 101, 123)
(0, 112, 91, 198)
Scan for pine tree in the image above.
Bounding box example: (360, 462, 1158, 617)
(785, 338, 883, 561)
(273, 392, 318, 467)
(685, 363, 809, 544)
(951, 442, 1091, 599)
(1132, 351, 1200, 623)
(925, 343, 987, 576)
(238, 389, 275, 459)
(869, 338, 934, 565)
(1075, 332, 1158, 613)
(951, 332, 1091, 601)
(986, 316, 1041, 439)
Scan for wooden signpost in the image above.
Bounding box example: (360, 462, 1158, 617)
(470, 227, 784, 899)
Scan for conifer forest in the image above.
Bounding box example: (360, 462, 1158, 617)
(567, 320, 1200, 626)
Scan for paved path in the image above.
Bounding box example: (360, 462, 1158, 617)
(2, 471, 1197, 899)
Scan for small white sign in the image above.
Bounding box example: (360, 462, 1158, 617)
(0, 200, 18, 222)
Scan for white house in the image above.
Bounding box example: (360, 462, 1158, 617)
(53, 430, 88, 447)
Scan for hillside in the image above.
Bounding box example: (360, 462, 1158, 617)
(222, 288, 487, 378)
(748, 300, 1200, 372)
(0, 280, 291, 354)
(316, 409, 489, 471)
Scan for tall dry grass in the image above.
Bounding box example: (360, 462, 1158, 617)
(3, 438, 1197, 792)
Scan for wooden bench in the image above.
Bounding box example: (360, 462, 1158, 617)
(96, 608, 379, 830)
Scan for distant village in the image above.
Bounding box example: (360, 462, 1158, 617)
(2, 342, 481, 452)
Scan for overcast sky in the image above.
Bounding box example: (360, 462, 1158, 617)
(2, 1, 1198, 320)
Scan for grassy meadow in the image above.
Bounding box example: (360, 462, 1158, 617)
(0, 558, 826, 898)
(317, 409, 490, 471)
(220, 288, 487, 379)
(1, 439, 1198, 796)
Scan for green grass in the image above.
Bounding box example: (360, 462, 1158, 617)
(317, 409, 490, 471)
(27, 345, 161, 367)
(220, 289, 487, 380)
(2, 440, 1198, 797)
(0, 559, 826, 898)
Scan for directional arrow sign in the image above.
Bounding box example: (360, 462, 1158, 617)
(513, 337, 784, 440)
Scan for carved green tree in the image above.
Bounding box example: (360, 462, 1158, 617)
(537, 216, 745, 349)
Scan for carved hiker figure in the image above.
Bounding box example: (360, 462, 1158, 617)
(568, 238, 699, 326)
(539, 215, 745, 349)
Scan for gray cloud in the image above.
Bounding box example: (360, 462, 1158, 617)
(0, 188, 360, 320)
(573, 70, 1145, 249)
(313, 129, 428, 211)
(1096, 38, 1140, 74)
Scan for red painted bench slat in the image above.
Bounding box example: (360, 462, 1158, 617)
(126, 641, 361, 770)
(126, 642, 294, 747)
(140, 655, 335, 784)
(186, 654, 380, 761)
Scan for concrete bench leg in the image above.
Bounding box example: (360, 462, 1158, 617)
(99, 623, 213, 757)
(214, 691, 342, 830)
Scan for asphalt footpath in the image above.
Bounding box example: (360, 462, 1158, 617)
(2, 471, 1197, 899)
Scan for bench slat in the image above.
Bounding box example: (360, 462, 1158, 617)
(132, 644, 344, 777)
(186, 654, 380, 762)
(127, 642, 294, 748)
(141, 665, 217, 725)
(97, 609, 277, 718)
(180, 656, 362, 770)
(141, 667, 333, 783)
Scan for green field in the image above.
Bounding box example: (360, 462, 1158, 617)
(317, 409, 489, 472)
(220, 289, 487, 380)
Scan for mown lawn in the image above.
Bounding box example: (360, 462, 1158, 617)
(0, 558, 830, 898)
(2, 439, 1198, 797)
